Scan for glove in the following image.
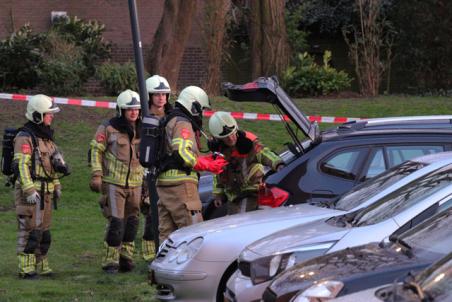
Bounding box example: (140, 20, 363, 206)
(194, 155, 228, 174)
(26, 191, 41, 205)
(54, 185, 62, 202)
(89, 174, 102, 193)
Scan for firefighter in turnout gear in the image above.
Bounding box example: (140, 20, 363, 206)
(141, 75, 172, 262)
(14, 94, 69, 279)
(157, 86, 228, 242)
(90, 89, 144, 273)
(208, 111, 284, 215)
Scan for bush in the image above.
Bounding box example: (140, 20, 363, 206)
(0, 24, 45, 90)
(282, 51, 352, 96)
(96, 62, 145, 96)
(51, 16, 111, 78)
(37, 32, 86, 95)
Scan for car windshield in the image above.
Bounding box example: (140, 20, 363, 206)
(334, 161, 427, 211)
(419, 256, 452, 300)
(351, 164, 452, 226)
(402, 210, 452, 256)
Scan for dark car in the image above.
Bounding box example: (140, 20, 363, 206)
(201, 77, 452, 219)
(260, 207, 452, 302)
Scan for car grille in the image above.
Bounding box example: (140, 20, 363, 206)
(238, 260, 251, 277)
(156, 238, 175, 259)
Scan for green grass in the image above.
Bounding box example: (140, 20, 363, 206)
(1, 94, 452, 301)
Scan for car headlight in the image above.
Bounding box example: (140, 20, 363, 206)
(291, 280, 344, 302)
(249, 242, 336, 285)
(167, 237, 203, 265)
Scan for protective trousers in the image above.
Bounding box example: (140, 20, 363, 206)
(101, 183, 141, 272)
(15, 186, 53, 277)
(157, 182, 203, 242)
(227, 193, 258, 215)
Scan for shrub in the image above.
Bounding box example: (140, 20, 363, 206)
(96, 62, 145, 96)
(0, 24, 45, 90)
(37, 32, 86, 95)
(282, 51, 352, 96)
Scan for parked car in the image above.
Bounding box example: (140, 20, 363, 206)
(149, 152, 452, 302)
(258, 207, 452, 302)
(200, 77, 452, 219)
(227, 155, 452, 302)
(331, 252, 452, 302)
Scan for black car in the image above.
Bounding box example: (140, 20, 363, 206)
(201, 77, 452, 219)
(261, 207, 452, 302)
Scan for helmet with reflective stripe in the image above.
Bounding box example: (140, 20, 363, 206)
(25, 94, 60, 124)
(146, 75, 171, 94)
(176, 86, 210, 118)
(116, 89, 141, 117)
(209, 111, 238, 139)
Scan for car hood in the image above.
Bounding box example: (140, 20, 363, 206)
(268, 242, 419, 298)
(167, 204, 344, 262)
(244, 218, 349, 258)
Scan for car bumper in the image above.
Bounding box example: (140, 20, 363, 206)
(150, 258, 228, 302)
(225, 270, 270, 302)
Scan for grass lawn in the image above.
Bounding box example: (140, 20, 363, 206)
(1, 94, 452, 301)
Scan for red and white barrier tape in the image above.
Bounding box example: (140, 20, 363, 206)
(0, 93, 363, 123)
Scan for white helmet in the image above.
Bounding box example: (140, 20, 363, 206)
(25, 94, 60, 124)
(176, 86, 210, 117)
(209, 111, 238, 139)
(146, 75, 171, 94)
(116, 89, 141, 116)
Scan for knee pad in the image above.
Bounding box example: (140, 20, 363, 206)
(123, 216, 139, 242)
(40, 230, 51, 255)
(106, 217, 124, 247)
(23, 230, 42, 254)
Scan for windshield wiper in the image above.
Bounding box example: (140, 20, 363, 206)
(402, 274, 433, 301)
(390, 236, 414, 258)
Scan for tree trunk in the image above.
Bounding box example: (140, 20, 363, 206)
(202, 0, 230, 95)
(249, 0, 291, 80)
(148, 0, 197, 90)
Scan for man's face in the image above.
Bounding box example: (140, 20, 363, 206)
(42, 113, 54, 126)
(124, 108, 140, 123)
(221, 132, 237, 147)
(151, 93, 167, 109)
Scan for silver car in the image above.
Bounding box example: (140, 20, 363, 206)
(149, 152, 452, 302)
(226, 153, 452, 302)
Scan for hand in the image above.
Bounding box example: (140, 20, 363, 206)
(89, 175, 102, 193)
(276, 164, 285, 172)
(194, 155, 228, 174)
(54, 186, 62, 201)
(26, 191, 41, 205)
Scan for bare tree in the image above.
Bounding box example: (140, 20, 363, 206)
(201, 0, 231, 95)
(148, 0, 197, 90)
(248, 0, 291, 79)
(343, 0, 395, 96)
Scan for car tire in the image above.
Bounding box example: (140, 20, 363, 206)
(203, 199, 228, 220)
(216, 261, 237, 302)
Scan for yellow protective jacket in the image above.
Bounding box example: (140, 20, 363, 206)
(213, 131, 283, 201)
(90, 120, 144, 187)
(14, 131, 61, 195)
(157, 116, 200, 186)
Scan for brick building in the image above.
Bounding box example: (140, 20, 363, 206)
(0, 0, 208, 91)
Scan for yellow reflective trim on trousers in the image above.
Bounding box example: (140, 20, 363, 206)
(157, 169, 198, 183)
(14, 153, 34, 191)
(172, 138, 196, 167)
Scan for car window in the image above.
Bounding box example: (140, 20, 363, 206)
(352, 164, 452, 226)
(387, 145, 444, 167)
(364, 148, 386, 179)
(335, 161, 427, 211)
(320, 149, 362, 180)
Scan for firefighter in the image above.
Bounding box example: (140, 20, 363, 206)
(89, 90, 144, 273)
(14, 94, 69, 279)
(141, 74, 172, 262)
(156, 86, 228, 242)
(208, 111, 284, 215)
